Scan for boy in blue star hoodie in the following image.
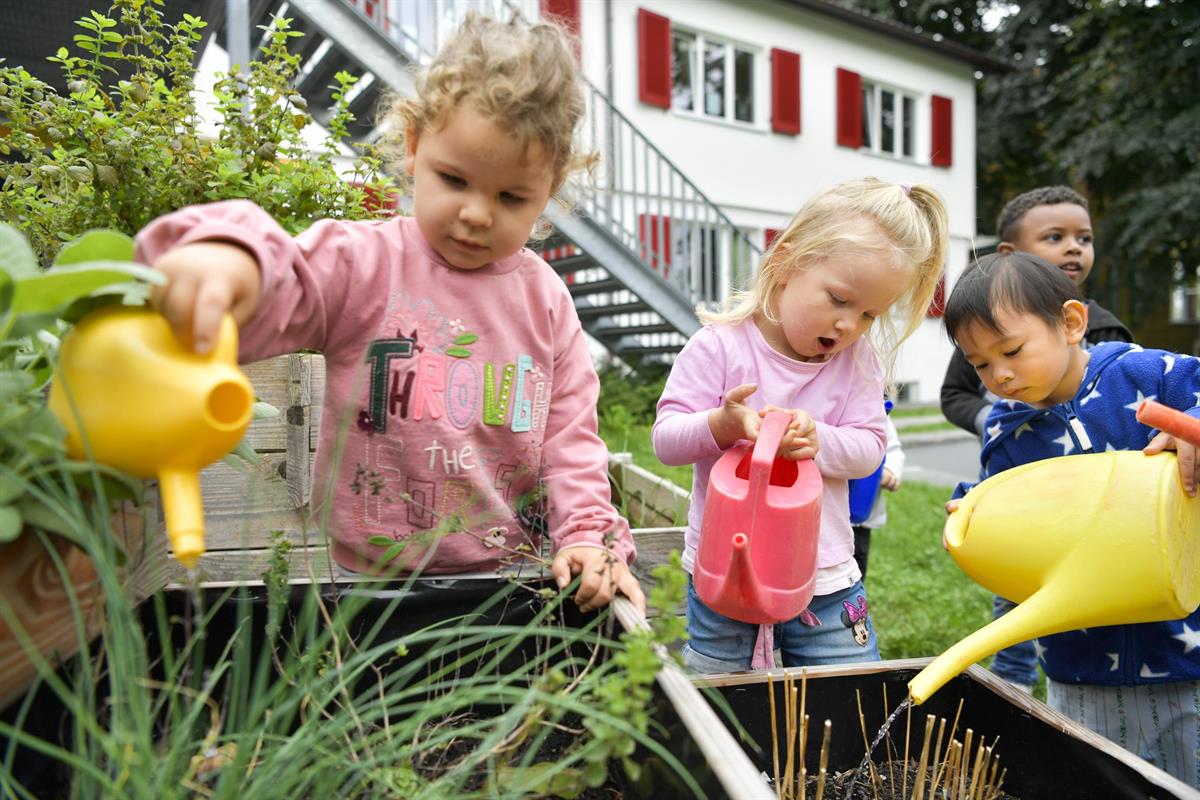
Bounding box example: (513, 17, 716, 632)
(943, 251, 1200, 787)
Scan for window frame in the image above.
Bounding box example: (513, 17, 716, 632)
(859, 79, 920, 161)
(670, 27, 761, 128)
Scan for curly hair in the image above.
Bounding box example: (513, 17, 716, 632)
(380, 13, 596, 193)
(996, 185, 1089, 243)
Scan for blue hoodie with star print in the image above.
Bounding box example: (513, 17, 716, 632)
(956, 341, 1200, 686)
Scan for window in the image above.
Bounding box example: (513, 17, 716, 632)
(672, 30, 755, 125)
(861, 80, 917, 159)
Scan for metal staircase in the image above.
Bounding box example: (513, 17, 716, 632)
(221, 0, 762, 362)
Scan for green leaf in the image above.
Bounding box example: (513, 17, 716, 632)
(222, 438, 259, 471)
(366, 535, 395, 547)
(52, 229, 135, 267)
(453, 333, 479, 345)
(0, 370, 36, 402)
(0, 223, 38, 277)
(0, 265, 13, 316)
(0, 473, 25, 505)
(381, 543, 408, 562)
(11, 262, 164, 317)
(253, 401, 280, 419)
(14, 498, 75, 540)
(0, 505, 21, 543)
(445, 346, 472, 359)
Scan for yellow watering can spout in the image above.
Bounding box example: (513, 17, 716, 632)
(909, 448, 1200, 705)
(49, 307, 254, 570)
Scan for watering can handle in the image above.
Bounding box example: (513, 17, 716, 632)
(750, 411, 791, 492)
(1137, 400, 1200, 448)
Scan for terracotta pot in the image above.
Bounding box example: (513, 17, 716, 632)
(0, 505, 145, 710)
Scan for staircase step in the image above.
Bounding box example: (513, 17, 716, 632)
(298, 47, 356, 99)
(616, 343, 686, 357)
(548, 253, 593, 272)
(567, 278, 625, 298)
(591, 321, 677, 338)
(575, 301, 651, 320)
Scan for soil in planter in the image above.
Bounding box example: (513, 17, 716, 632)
(761, 674, 1017, 800)
(791, 757, 1019, 800)
(412, 710, 631, 798)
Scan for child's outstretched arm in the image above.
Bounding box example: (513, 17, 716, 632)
(136, 199, 368, 362)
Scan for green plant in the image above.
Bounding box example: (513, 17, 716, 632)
(0, 223, 158, 545)
(1, 520, 699, 798)
(597, 361, 669, 433)
(0, 0, 390, 266)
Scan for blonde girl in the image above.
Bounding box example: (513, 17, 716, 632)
(135, 13, 644, 613)
(653, 178, 947, 671)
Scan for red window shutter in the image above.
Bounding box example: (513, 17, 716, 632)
(926, 274, 946, 318)
(771, 48, 801, 135)
(764, 228, 782, 249)
(541, 0, 579, 33)
(541, 0, 580, 58)
(930, 94, 953, 167)
(835, 68, 862, 148)
(637, 8, 671, 109)
(639, 213, 672, 274)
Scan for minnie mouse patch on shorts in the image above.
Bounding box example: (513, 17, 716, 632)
(841, 595, 870, 646)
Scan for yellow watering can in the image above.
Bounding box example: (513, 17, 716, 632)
(48, 307, 254, 570)
(908, 400, 1200, 704)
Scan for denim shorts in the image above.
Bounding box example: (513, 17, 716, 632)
(682, 576, 881, 673)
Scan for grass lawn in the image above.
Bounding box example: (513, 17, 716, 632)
(601, 419, 1028, 684)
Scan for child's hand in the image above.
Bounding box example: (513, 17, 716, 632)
(941, 498, 961, 550)
(150, 241, 262, 354)
(551, 546, 646, 615)
(880, 468, 900, 492)
(708, 383, 761, 449)
(759, 405, 818, 460)
(1145, 432, 1200, 497)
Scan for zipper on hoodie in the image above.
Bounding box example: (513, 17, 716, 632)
(1063, 404, 1094, 453)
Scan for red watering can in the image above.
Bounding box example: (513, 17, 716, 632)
(694, 411, 823, 625)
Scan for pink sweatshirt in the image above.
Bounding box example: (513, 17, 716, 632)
(136, 201, 634, 574)
(653, 321, 886, 578)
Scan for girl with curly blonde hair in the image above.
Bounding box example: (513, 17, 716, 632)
(135, 13, 643, 612)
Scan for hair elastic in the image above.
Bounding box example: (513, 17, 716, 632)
(899, 182, 912, 196)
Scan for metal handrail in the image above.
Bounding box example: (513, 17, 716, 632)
(350, 0, 762, 310)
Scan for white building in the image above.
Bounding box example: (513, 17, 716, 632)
(544, 0, 999, 401)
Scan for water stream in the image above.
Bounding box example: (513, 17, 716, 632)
(845, 695, 912, 796)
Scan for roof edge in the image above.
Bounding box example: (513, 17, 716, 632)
(782, 0, 1014, 73)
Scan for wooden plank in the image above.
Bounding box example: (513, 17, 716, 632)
(238, 355, 325, 453)
(628, 527, 685, 584)
(286, 353, 313, 507)
(198, 455, 312, 516)
(610, 460, 690, 528)
(611, 597, 774, 799)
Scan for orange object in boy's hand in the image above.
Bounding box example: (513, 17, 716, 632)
(551, 545, 646, 615)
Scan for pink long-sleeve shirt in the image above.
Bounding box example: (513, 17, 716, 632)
(136, 201, 634, 574)
(653, 321, 886, 582)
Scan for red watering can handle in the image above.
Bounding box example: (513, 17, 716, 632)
(1137, 400, 1200, 448)
(749, 411, 791, 499)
